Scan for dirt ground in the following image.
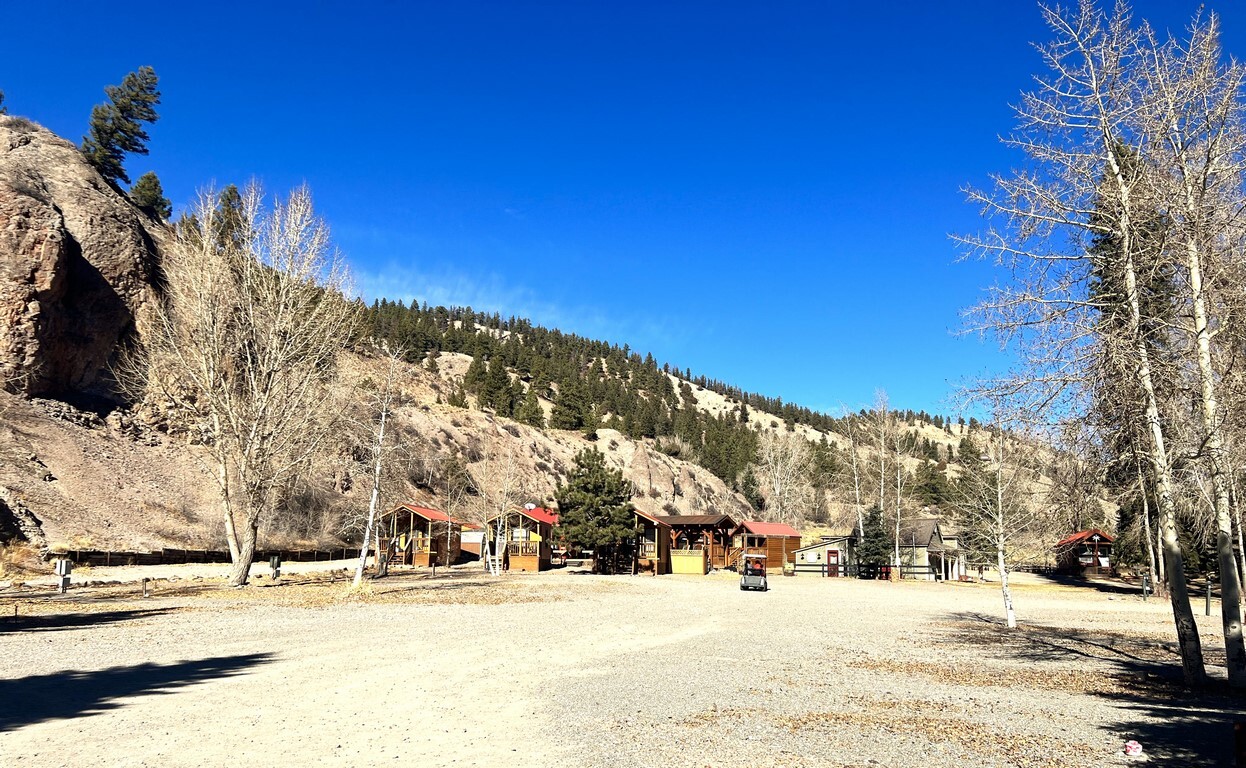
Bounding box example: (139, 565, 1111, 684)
(2, 567, 1244, 767)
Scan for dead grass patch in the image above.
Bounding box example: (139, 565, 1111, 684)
(780, 709, 1100, 768)
(846, 655, 1182, 698)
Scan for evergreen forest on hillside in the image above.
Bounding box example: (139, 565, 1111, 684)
(363, 299, 969, 517)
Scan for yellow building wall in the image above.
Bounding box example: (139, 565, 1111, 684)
(670, 550, 708, 575)
(510, 554, 544, 572)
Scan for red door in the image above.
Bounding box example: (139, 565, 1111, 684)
(827, 549, 839, 577)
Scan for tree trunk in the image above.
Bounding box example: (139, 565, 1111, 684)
(1157, 509, 1167, 585)
(997, 543, 1016, 629)
(226, 517, 258, 587)
(1184, 236, 1246, 688)
(353, 402, 390, 587)
(1138, 461, 1158, 585)
(1104, 142, 1207, 688)
(1233, 479, 1246, 590)
(848, 430, 865, 553)
(218, 452, 241, 563)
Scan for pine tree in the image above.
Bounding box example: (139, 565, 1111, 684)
(856, 507, 893, 574)
(517, 387, 545, 428)
(130, 171, 172, 220)
(463, 353, 487, 393)
(214, 185, 246, 248)
(913, 460, 952, 507)
(81, 66, 161, 185)
(555, 448, 636, 574)
(446, 386, 468, 409)
(0, 90, 6, 115)
(550, 379, 588, 430)
(738, 467, 765, 511)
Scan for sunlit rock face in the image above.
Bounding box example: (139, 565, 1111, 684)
(0, 115, 165, 401)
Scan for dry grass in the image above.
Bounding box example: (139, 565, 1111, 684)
(0, 543, 45, 579)
(1, 567, 625, 614)
(680, 700, 1102, 768)
(779, 708, 1100, 768)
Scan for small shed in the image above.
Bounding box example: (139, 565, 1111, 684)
(732, 521, 802, 569)
(655, 513, 737, 573)
(793, 532, 854, 576)
(380, 504, 463, 567)
(1055, 528, 1114, 576)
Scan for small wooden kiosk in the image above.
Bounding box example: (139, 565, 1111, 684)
(380, 504, 463, 567)
(1055, 529, 1114, 576)
(656, 513, 737, 573)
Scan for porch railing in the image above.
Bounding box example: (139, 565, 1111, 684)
(506, 541, 547, 557)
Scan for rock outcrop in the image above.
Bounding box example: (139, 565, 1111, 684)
(0, 115, 166, 401)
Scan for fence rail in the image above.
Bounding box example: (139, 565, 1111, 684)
(59, 547, 364, 568)
(790, 563, 944, 579)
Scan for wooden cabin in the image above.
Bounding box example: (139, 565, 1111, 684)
(635, 510, 672, 575)
(380, 504, 462, 567)
(732, 521, 802, 570)
(484, 505, 559, 572)
(1055, 528, 1114, 576)
(655, 513, 737, 574)
(898, 517, 964, 581)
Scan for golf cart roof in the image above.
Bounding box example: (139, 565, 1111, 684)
(741, 553, 767, 560)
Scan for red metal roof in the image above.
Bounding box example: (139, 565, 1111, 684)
(396, 504, 451, 522)
(739, 520, 801, 538)
(520, 506, 559, 526)
(1054, 528, 1115, 548)
(395, 503, 470, 526)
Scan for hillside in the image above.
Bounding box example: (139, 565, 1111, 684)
(0, 114, 1108, 561)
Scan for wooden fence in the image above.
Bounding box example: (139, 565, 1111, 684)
(61, 547, 364, 567)
(791, 563, 942, 579)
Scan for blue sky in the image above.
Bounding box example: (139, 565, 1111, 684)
(4, 1, 1242, 418)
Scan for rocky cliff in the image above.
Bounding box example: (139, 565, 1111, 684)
(0, 115, 165, 401)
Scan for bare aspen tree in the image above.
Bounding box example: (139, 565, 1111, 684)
(958, 2, 1208, 685)
(841, 406, 867, 550)
(754, 431, 815, 527)
(352, 349, 405, 587)
(1134, 457, 1159, 584)
(953, 428, 1043, 629)
(871, 390, 890, 514)
(468, 437, 529, 576)
(1144, 15, 1246, 686)
(132, 184, 356, 587)
(891, 423, 913, 576)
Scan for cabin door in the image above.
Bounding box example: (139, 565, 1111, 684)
(827, 549, 839, 577)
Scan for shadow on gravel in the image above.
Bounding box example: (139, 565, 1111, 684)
(2, 608, 175, 633)
(1099, 692, 1246, 767)
(945, 611, 1184, 666)
(0, 652, 274, 731)
(944, 611, 1246, 766)
(1031, 573, 1144, 596)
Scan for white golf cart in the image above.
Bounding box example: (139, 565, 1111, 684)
(739, 553, 768, 592)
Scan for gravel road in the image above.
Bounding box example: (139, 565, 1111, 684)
(1, 568, 1242, 767)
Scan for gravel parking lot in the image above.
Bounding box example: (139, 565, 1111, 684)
(2, 568, 1243, 767)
